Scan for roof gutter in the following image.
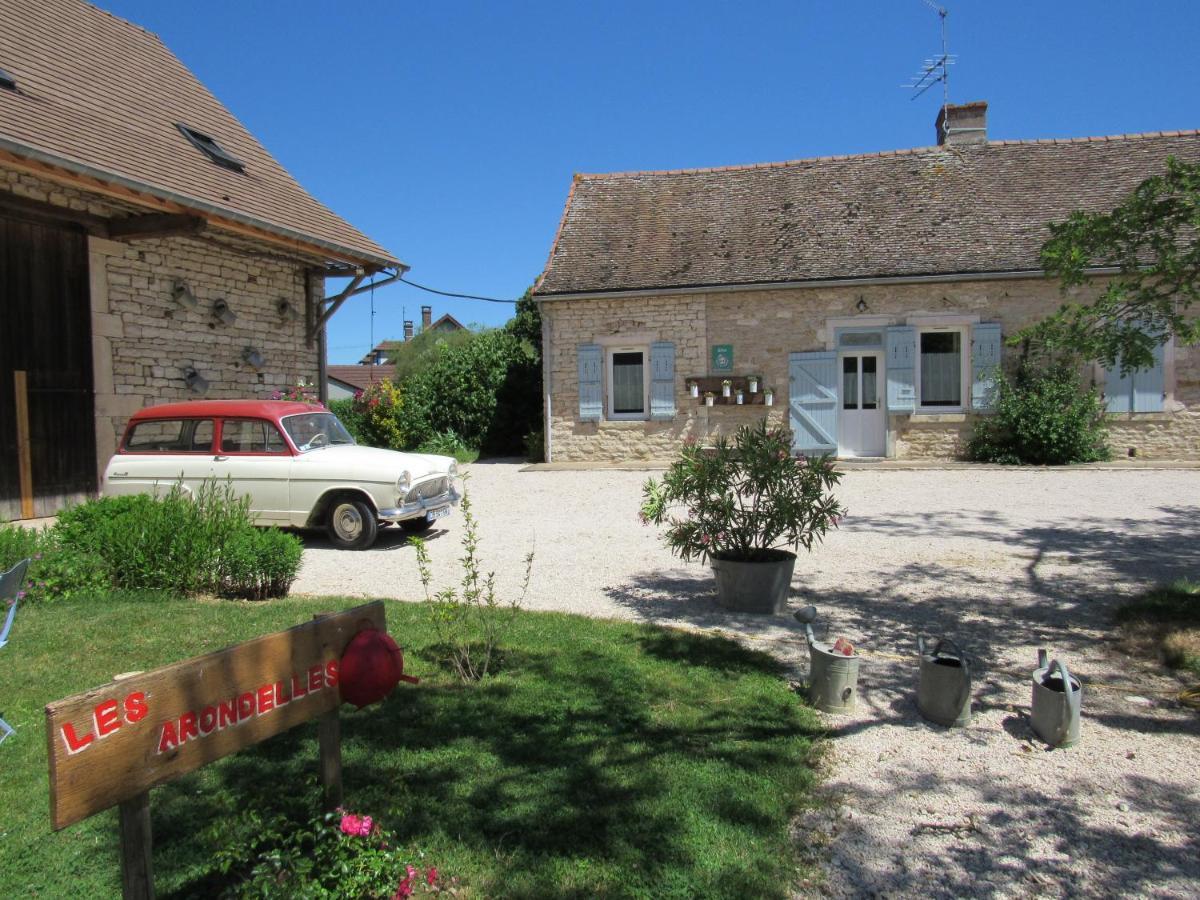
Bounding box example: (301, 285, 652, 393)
(0, 136, 404, 270)
(534, 266, 1124, 302)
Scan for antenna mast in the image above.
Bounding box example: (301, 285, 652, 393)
(902, 2, 955, 111)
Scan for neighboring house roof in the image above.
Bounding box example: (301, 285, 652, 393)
(0, 0, 401, 269)
(428, 313, 465, 332)
(327, 365, 397, 393)
(357, 341, 403, 365)
(535, 129, 1200, 297)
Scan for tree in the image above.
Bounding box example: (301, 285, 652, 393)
(1019, 157, 1200, 372)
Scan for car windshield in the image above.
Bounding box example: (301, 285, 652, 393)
(281, 412, 356, 452)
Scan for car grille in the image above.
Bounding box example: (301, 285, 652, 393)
(406, 476, 449, 503)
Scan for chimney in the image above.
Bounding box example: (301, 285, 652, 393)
(404, 320, 414, 340)
(421, 306, 432, 330)
(936, 101, 987, 146)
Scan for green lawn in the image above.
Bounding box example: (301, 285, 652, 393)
(0, 595, 825, 898)
(1116, 579, 1200, 676)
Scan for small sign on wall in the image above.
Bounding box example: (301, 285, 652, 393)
(711, 344, 733, 372)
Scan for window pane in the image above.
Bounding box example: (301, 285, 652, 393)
(191, 420, 214, 451)
(126, 420, 184, 451)
(842, 356, 858, 410)
(920, 332, 962, 407)
(839, 331, 882, 348)
(612, 352, 645, 414)
(222, 419, 286, 453)
(862, 356, 878, 409)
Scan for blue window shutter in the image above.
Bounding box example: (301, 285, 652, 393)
(577, 344, 602, 421)
(788, 351, 838, 455)
(1104, 362, 1132, 413)
(885, 326, 916, 413)
(1133, 343, 1165, 412)
(649, 341, 676, 421)
(970, 323, 1002, 412)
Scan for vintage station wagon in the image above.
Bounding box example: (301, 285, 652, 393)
(103, 400, 460, 549)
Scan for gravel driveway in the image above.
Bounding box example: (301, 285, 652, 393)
(293, 462, 1200, 898)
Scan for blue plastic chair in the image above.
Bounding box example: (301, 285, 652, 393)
(0, 558, 31, 745)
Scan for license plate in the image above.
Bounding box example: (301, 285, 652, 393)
(426, 506, 451, 522)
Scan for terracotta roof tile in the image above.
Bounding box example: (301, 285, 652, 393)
(0, 0, 400, 267)
(535, 130, 1200, 295)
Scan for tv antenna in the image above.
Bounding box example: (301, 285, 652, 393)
(902, 2, 955, 106)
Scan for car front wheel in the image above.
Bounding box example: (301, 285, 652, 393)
(326, 498, 378, 550)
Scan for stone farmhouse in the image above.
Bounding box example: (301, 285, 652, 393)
(0, 0, 404, 520)
(532, 102, 1199, 463)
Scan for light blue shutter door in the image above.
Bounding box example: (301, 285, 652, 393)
(886, 326, 916, 412)
(1132, 343, 1165, 412)
(1104, 357, 1133, 414)
(649, 341, 676, 421)
(577, 344, 602, 421)
(970, 323, 1002, 412)
(789, 351, 838, 455)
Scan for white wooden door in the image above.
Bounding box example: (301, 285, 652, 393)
(838, 352, 885, 457)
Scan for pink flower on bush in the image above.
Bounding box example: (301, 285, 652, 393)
(393, 878, 413, 899)
(777, 449, 788, 460)
(426, 867, 439, 886)
(716, 531, 727, 542)
(339, 812, 373, 837)
(795, 455, 808, 467)
(700, 533, 711, 545)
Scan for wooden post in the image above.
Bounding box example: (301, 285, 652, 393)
(118, 791, 154, 900)
(314, 613, 343, 810)
(13, 370, 34, 519)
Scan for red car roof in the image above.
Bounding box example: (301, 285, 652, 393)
(126, 400, 326, 422)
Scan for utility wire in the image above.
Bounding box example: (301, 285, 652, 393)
(399, 275, 518, 304)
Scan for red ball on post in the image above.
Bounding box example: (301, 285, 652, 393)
(339, 626, 419, 709)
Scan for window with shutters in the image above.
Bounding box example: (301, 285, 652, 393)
(1102, 342, 1167, 413)
(916, 326, 968, 410)
(606, 347, 649, 420)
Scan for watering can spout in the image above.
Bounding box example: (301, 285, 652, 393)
(793, 605, 818, 645)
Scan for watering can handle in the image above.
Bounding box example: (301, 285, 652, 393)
(1048, 658, 1081, 745)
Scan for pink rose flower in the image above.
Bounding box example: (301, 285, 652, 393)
(426, 867, 439, 886)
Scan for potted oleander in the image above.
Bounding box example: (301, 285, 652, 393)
(640, 421, 844, 613)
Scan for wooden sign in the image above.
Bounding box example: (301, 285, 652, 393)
(45, 602, 385, 832)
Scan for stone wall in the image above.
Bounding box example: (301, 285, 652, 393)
(541, 276, 1199, 461)
(2, 167, 321, 486)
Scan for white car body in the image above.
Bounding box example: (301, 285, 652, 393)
(102, 400, 460, 548)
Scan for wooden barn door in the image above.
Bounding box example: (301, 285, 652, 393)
(1, 211, 96, 520)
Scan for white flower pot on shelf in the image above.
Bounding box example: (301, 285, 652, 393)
(736, 391, 744, 405)
(689, 383, 699, 398)
(704, 394, 715, 407)
(749, 378, 759, 393)
(764, 392, 774, 406)
(722, 383, 731, 398)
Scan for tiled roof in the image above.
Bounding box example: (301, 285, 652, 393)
(429, 313, 465, 331)
(535, 130, 1200, 296)
(327, 365, 397, 392)
(0, 0, 400, 268)
(357, 340, 403, 365)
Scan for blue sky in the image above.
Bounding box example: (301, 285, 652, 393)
(98, 1, 1200, 364)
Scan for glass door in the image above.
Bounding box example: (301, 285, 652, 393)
(838, 353, 885, 457)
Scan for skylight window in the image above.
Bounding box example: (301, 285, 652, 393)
(0, 67, 16, 91)
(176, 124, 245, 173)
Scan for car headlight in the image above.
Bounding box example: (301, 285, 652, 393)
(448, 461, 458, 478)
(396, 470, 411, 499)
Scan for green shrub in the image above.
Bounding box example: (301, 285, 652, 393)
(0, 524, 109, 604)
(399, 329, 539, 454)
(967, 361, 1111, 465)
(416, 429, 478, 463)
(218, 528, 303, 601)
(327, 397, 369, 446)
(48, 481, 302, 600)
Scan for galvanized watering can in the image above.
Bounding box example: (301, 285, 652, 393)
(1031, 649, 1082, 748)
(917, 637, 972, 728)
(794, 605, 860, 715)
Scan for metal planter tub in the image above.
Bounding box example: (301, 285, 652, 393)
(709, 550, 796, 614)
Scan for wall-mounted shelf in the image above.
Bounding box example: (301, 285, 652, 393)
(686, 375, 772, 406)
